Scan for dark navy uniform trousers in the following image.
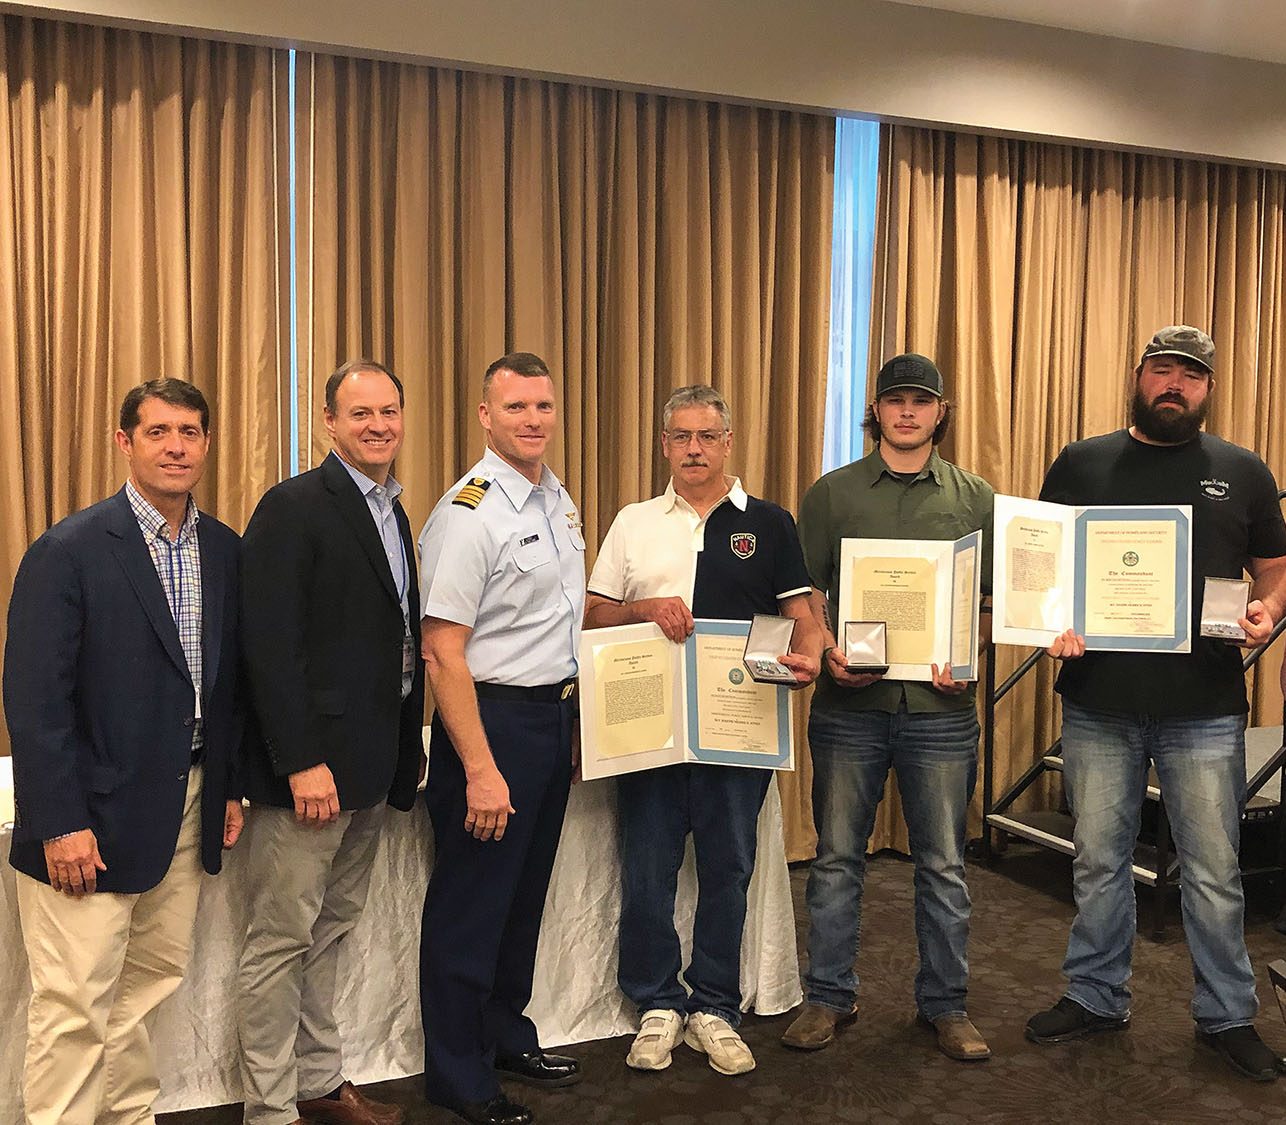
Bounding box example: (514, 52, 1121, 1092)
(420, 690, 575, 1107)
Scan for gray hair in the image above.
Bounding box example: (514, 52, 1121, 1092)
(661, 385, 732, 432)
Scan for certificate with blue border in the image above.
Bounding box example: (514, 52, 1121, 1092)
(949, 530, 983, 680)
(577, 619, 794, 779)
(683, 620, 794, 771)
(1073, 506, 1191, 652)
(993, 495, 1192, 652)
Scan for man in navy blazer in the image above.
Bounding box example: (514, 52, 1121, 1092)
(4, 378, 243, 1125)
(237, 360, 424, 1125)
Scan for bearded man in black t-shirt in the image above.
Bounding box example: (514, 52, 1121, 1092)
(1025, 325, 1286, 1082)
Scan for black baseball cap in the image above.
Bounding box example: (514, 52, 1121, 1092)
(1139, 325, 1215, 374)
(874, 353, 944, 398)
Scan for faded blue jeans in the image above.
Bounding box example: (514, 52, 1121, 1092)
(1059, 699, 1257, 1032)
(804, 702, 979, 1020)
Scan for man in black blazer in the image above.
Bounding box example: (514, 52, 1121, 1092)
(4, 378, 243, 1125)
(237, 359, 424, 1125)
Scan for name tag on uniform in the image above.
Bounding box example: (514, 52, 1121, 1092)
(519, 534, 540, 546)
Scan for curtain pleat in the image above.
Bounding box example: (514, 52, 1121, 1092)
(295, 56, 835, 858)
(0, 15, 288, 756)
(871, 124, 1286, 853)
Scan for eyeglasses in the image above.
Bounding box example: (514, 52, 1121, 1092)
(665, 429, 726, 448)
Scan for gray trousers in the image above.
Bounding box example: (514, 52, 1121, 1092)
(236, 802, 386, 1125)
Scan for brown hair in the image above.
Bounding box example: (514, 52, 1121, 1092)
(118, 379, 210, 434)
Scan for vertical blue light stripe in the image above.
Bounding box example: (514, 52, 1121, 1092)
(287, 49, 301, 476)
(823, 117, 881, 473)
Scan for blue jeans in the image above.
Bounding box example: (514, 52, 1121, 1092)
(1059, 700, 1256, 1032)
(617, 763, 771, 1027)
(804, 703, 979, 1020)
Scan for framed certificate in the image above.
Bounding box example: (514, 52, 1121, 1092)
(836, 530, 983, 681)
(578, 619, 795, 780)
(992, 495, 1192, 652)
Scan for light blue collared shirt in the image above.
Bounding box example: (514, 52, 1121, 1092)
(336, 454, 414, 698)
(418, 447, 585, 685)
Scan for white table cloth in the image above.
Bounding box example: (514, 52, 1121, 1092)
(0, 758, 800, 1119)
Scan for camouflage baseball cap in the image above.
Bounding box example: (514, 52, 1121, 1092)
(1140, 325, 1215, 374)
(874, 353, 944, 398)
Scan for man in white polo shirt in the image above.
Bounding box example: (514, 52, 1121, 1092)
(585, 385, 821, 1076)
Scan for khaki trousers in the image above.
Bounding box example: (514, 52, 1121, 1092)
(236, 802, 385, 1125)
(16, 766, 205, 1125)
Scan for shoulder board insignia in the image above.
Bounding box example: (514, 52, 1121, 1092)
(452, 477, 492, 509)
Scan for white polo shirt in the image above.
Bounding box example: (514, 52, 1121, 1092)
(588, 478, 811, 617)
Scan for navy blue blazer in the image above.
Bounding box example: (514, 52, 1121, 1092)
(240, 453, 425, 812)
(4, 486, 243, 893)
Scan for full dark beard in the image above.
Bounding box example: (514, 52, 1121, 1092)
(1130, 387, 1209, 444)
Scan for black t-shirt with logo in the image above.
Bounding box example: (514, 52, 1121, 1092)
(1039, 429, 1286, 717)
(691, 498, 813, 619)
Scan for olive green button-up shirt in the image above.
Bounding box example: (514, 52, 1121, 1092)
(797, 448, 994, 714)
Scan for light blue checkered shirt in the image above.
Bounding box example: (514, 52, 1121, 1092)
(126, 480, 203, 751)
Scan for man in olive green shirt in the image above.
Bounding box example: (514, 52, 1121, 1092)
(782, 354, 994, 1062)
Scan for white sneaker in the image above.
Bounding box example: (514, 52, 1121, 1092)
(626, 1009, 686, 1070)
(683, 1011, 756, 1075)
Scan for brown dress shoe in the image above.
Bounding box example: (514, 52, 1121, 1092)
(780, 1002, 858, 1050)
(298, 1080, 405, 1125)
(923, 1013, 991, 1061)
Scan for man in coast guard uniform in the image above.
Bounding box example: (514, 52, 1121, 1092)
(417, 352, 585, 1125)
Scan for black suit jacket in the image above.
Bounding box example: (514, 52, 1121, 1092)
(240, 453, 425, 811)
(4, 487, 242, 892)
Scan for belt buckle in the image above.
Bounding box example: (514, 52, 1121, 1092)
(560, 682, 575, 701)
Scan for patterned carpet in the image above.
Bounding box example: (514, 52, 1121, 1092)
(164, 846, 1286, 1125)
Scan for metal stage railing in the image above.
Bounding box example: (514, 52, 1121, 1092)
(976, 491, 1286, 940)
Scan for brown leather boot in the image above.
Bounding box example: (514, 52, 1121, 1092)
(780, 1002, 858, 1050)
(923, 1013, 991, 1061)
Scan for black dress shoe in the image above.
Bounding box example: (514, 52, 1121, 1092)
(450, 1093, 533, 1125)
(1196, 1025, 1280, 1082)
(494, 1050, 582, 1088)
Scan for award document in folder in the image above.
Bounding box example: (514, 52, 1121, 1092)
(992, 494, 1192, 652)
(578, 619, 794, 780)
(836, 531, 983, 682)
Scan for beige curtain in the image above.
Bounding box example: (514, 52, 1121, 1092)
(0, 16, 289, 755)
(870, 124, 1286, 853)
(293, 55, 835, 856)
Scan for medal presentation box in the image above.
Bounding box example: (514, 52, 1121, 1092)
(742, 613, 799, 684)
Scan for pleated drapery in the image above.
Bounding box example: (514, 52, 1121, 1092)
(292, 55, 835, 856)
(0, 15, 289, 755)
(867, 124, 1286, 854)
